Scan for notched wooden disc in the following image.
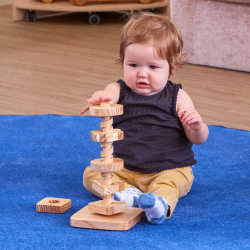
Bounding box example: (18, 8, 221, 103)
(91, 158, 124, 172)
(88, 200, 127, 215)
(91, 129, 123, 143)
(89, 104, 123, 117)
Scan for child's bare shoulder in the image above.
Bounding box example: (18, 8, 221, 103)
(177, 88, 189, 99)
(176, 88, 195, 111)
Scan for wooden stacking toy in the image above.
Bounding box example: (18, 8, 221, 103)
(70, 103, 143, 231)
(88, 103, 126, 215)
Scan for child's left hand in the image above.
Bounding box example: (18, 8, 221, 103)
(178, 109, 203, 131)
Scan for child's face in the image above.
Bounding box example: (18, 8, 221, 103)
(123, 43, 170, 96)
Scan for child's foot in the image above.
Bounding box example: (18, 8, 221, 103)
(114, 187, 142, 207)
(138, 193, 168, 225)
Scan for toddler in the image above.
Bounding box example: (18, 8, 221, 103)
(81, 12, 209, 224)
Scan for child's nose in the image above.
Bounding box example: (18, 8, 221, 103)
(138, 67, 148, 78)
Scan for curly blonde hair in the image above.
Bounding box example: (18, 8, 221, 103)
(116, 12, 185, 74)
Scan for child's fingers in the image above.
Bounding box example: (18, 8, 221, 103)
(187, 117, 202, 130)
(178, 109, 188, 116)
(182, 112, 198, 125)
(90, 96, 113, 105)
(102, 97, 113, 103)
(184, 115, 202, 129)
(98, 96, 104, 103)
(85, 96, 104, 105)
(80, 104, 91, 114)
(186, 116, 200, 125)
(178, 109, 190, 120)
(181, 110, 194, 123)
(83, 97, 113, 114)
(97, 96, 113, 104)
(86, 99, 97, 104)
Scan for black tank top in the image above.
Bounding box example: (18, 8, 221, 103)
(113, 79, 197, 174)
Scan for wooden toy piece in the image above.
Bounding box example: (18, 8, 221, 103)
(71, 103, 143, 230)
(70, 206, 144, 231)
(88, 200, 128, 215)
(90, 104, 124, 208)
(36, 198, 71, 213)
(91, 129, 123, 143)
(102, 194, 114, 205)
(90, 158, 124, 172)
(89, 104, 123, 117)
(90, 104, 124, 173)
(88, 103, 127, 215)
(92, 180, 124, 196)
(101, 172, 113, 185)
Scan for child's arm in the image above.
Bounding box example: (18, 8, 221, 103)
(81, 83, 121, 114)
(177, 89, 209, 145)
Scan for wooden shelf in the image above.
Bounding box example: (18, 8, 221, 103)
(13, 0, 168, 21)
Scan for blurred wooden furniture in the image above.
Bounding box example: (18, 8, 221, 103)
(13, 0, 168, 22)
(42, 0, 154, 6)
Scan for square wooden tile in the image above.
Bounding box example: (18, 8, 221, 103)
(36, 197, 71, 213)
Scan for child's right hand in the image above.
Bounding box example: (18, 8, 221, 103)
(80, 96, 113, 114)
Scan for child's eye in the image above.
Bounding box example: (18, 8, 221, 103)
(150, 65, 158, 69)
(130, 64, 137, 67)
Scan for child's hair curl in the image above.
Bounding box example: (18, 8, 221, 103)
(116, 12, 185, 74)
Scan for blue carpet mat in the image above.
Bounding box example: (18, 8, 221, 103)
(0, 115, 250, 250)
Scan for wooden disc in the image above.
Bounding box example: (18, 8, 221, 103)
(88, 200, 127, 215)
(91, 158, 124, 172)
(92, 180, 124, 197)
(89, 104, 123, 117)
(91, 129, 123, 143)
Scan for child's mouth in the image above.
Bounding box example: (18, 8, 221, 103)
(137, 82, 149, 88)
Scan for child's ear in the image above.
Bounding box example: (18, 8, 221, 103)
(170, 63, 179, 75)
(170, 68, 176, 75)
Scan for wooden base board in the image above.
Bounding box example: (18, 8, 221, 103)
(70, 205, 144, 231)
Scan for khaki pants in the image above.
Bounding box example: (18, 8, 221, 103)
(83, 166, 194, 218)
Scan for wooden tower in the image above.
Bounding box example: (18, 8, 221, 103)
(70, 103, 143, 231)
